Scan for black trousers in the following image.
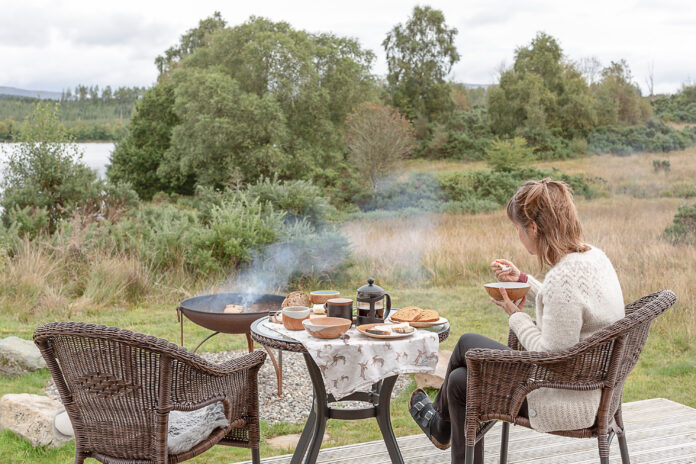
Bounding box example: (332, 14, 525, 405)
(433, 333, 528, 462)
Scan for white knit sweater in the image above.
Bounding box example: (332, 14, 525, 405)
(508, 245, 625, 432)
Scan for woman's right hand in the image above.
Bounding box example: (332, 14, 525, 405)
(490, 259, 521, 282)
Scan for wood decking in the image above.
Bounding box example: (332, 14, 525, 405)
(233, 398, 696, 463)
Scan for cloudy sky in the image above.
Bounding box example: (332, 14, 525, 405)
(1, 0, 694, 94)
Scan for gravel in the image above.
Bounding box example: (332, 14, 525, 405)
(45, 349, 412, 425)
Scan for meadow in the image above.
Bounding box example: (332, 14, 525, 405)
(1, 148, 695, 463)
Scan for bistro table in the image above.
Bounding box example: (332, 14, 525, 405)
(250, 316, 450, 464)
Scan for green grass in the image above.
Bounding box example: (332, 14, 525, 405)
(2, 284, 692, 463)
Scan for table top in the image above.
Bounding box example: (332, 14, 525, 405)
(250, 315, 450, 353)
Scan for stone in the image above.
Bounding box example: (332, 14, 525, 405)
(414, 350, 452, 389)
(0, 394, 71, 448)
(0, 336, 46, 376)
(266, 433, 330, 450)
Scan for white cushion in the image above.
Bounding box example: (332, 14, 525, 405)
(167, 402, 229, 454)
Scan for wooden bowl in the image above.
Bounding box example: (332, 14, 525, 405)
(484, 282, 531, 301)
(302, 317, 351, 339)
(310, 290, 340, 305)
(282, 306, 311, 331)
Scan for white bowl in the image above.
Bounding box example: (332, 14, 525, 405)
(282, 306, 311, 319)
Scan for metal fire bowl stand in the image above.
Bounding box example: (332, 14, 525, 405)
(177, 292, 286, 396)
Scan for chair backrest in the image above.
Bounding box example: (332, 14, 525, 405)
(33, 322, 200, 462)
(604, 290, 677, 418)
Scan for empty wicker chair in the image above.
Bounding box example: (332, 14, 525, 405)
(461, 290, 677, 464)
(34, 322, 265, 464)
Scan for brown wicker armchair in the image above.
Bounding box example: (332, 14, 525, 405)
(33, 322, 266, 464)
(462, 289, 677, 464)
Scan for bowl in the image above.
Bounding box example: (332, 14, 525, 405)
(484, 282, 531, 301)
(310, 290, 340, 305)
(302, 316, 351, 339)
(282, 306, 311, 330)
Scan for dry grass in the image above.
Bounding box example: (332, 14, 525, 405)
(346, 152, 696, 340)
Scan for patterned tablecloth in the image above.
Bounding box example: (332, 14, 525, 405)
(263, 320, 440, 399)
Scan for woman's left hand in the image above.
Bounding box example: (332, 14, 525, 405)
(490, 287, 526, 316)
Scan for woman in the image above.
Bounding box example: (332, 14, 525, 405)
(409, 178, 625, 461)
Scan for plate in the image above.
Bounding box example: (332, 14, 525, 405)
(357, 323, 416, 339)
(385, 315, 448, 328)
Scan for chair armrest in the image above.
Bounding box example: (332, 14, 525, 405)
(507, 329, 521, 350)
(462, 340, 616, 445)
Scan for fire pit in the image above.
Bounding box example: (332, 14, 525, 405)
(177, 292, 286, 395)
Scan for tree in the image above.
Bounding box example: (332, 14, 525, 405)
(593, 60, 652, 125)
(111, 15, 378, 194)
(157, 67, 290, 190)
(0, 103, 99, 232)
(107, 83, 180, 199)
(155, 12, 227, 76)
(344, 102, 415, 187)
(487, 32, 595, 141)
(383, 6, 459, 122)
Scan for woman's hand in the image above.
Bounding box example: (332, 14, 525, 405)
(490, 259, 521, 282)
(490, 287, 526, 316)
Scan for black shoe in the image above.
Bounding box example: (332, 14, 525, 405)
(409, 389, 451, 450)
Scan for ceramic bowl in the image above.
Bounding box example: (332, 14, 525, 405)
(310, 290, 340, 305)
(484, 282, 531, 301)
(282, 306, 311, 331)
(302, 316, 351, 339)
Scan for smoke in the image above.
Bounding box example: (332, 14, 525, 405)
(215, 225, 349, 306)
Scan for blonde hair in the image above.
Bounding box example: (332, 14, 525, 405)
(506, 178, 590, 270)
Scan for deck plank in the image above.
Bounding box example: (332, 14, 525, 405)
(232, 398, 696, 464)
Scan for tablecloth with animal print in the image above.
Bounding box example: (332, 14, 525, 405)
(265, 321, 439, 399)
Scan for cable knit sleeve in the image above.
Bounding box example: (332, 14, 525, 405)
(525, 274, 543, 301)
(509, 272, 584, 352)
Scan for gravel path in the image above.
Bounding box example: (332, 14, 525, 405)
(46, 349, 412, 425)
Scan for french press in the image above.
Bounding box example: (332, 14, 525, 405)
(356, 278, 391, 325)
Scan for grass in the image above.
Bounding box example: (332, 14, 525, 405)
(1, 148, 695, 462)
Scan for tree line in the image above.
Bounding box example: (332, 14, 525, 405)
(0, 86, 145, 141)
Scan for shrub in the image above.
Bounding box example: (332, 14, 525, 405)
(485, 137, 533, 172)
(664, 203, 696, 246)
(359, 172, 444, 212)
(653, 159, 671, 172)
(588, 120, 696, 155)
(246, 176, 335, 226)
(0, 102, 101, 232)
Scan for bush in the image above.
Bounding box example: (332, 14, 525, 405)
(652, 85, 696, 123)
(246, 176, 335, 226)
(359, 172, 445, 212)
(664, 203, 696, 246)
(588, 120, 696, 155)
(485, 137, 533, 172)
(0, 102, 102, 233)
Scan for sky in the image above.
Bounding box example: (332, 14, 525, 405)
(1, 0, 695, 95)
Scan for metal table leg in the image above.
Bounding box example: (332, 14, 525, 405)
(375, 375, 405, 464)
(262, 344, 284, 397)
(291, 353, 404, 464)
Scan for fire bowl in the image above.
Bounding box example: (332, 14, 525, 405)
(178, 292, 285, 334)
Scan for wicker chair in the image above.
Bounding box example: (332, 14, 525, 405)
(33, 322, 266, 464)
(462, 289, 677, 464)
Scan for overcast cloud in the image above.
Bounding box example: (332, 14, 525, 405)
(0, 0, 694, 94)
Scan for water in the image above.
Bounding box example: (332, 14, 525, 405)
(0, 142, 115, 179)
